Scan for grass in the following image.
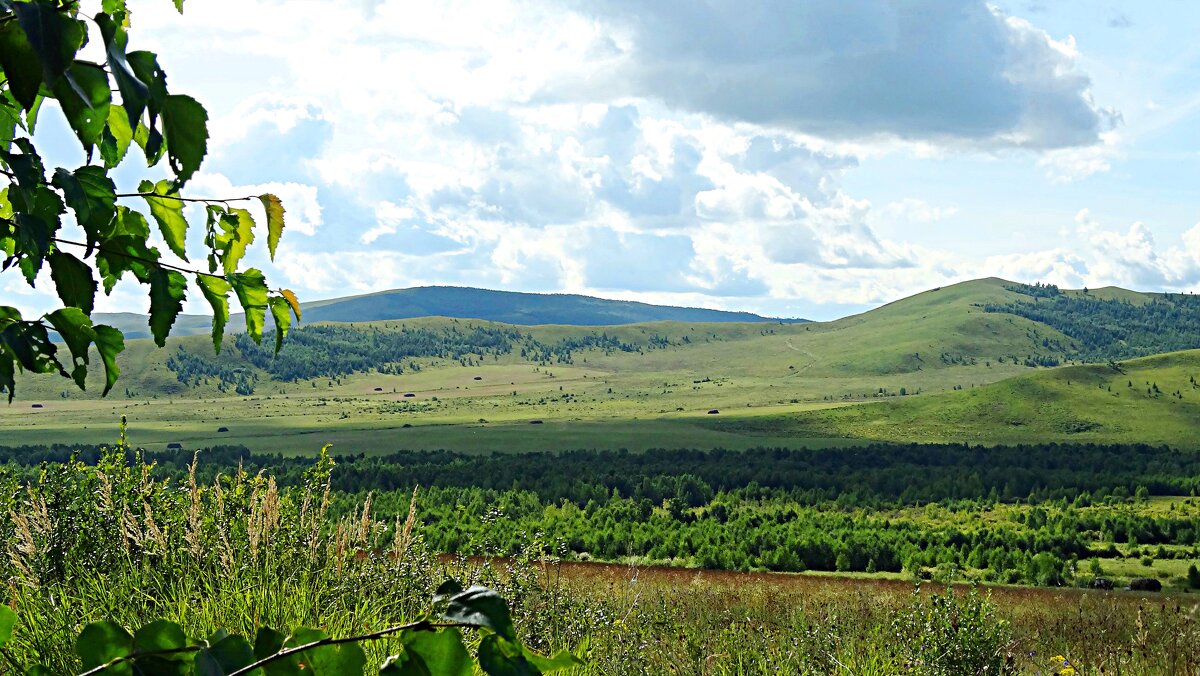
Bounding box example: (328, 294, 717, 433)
(5, 447, 1199, 675)
(761, 349, 1200, 447)
(7, 278, 1126, 454)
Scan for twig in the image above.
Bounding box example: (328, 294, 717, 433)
(76, 646, 204, 676)
(227, 620, 474, 676)
(115, 193, 261, 206)
(49, 234, 229, 281)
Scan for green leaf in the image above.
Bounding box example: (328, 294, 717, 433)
(0, 20, 43, 110)
(134, 118, 166, 166)
(523, 648, 584, 674)
(174, 0, 185, 13)
(133, 620, 188, 654)
(96, 234, 159, 292)
(102, 0, 130, 22)
(125, 50, 168, 115)
(476, 635, 538, 676)
(0, 319, 62, 376)
(110, 204, 151, 239)
(52, 166, 116, 251)
(95, 12, 148, 130)
(230, 269, 268, 344)
(101, 103, 134, 168)
(199, 634, 259, 676)
(138, 179, 189, 260)
(434, 580, 464, 602)
(25, 93, 44, 134)
(0, 349, 14, 403)
(52, 61, 113, 150)
(45, 307, 95, 389)
(380, 629, 471, 676)
(441, 586, 517, 642)
(259, 193, 285, 261)
(196, 275, 231, 353)
(162, 94, 207, 185)
(284, 628, 366, 676)
(93, 324, 123, 396)
(0, 95, 21, 150)
(0, 604, 16, 649)
(252, 627, 284, 658)
(268, 295, 291, 355)
(213, 207, 255, 276)
(148, 267, 186, 347)
(11, 1, 81, 88)
(132, 620, 193, 675)
(48, 251, 97, 314)
(77, 621, 134, 676)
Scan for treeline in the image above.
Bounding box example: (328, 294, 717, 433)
(166, 323, 676, 384)
(987, 284, 1200, 361)
(166, 348, 258, 394)
(232, 324, 523, 380)
(381, 485, 1198, 585)
(3, 442, 1198, 505)
(2, 441, 1198, 585)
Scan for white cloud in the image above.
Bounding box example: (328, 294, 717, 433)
(575, 0, 1114, 149)
(10, 0, 1162, 324)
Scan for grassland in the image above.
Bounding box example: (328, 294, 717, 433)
(7, 277, 1200, 453)
(751, 349, 1200, 446)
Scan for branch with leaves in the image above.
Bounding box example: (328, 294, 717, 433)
(0, 0, 300, 402)
(0, 580, 584, 676)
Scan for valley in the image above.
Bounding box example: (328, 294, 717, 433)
(8, 277, 1200, 452)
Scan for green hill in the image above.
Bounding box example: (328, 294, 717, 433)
(9, 277, 1200, 453)
(748, 349, 1200, 447)
(92, 285, 803, 339)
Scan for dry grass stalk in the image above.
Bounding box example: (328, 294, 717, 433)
(185, 452, 203, 559)
(213, 477, 235, 573)
(392, 487, 419, 564)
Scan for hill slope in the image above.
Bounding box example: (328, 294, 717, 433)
(93, 286, 803, 339)
(748, 349, 1200, 447)
(11, 277, 1200, 452)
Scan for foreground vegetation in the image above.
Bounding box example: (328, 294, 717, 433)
(5, 439, 1199, 590)
(2, 433, 1199, 674)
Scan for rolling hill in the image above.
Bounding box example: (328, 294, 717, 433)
(94, 285, 805, 340)
(9, 277, 1200, 452)
(742, 349, 1200, 447)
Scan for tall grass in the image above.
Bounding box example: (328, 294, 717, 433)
(2, 438, 1197, 675)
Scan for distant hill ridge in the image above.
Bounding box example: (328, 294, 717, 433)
(95, 285, 806, 339)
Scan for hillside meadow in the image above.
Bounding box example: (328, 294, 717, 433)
(16, 278, 1200, 453)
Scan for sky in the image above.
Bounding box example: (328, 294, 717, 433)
(8, 0, 1200, 321)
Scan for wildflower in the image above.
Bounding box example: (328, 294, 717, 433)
(1049, 655, 1076, 676)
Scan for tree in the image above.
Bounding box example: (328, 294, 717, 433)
(0, 0, 299, 402)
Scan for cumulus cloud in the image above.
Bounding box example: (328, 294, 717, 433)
(6, 0, 1151, 324)
(979, 210, 1200, 291)
(574, 0, 1114, 149)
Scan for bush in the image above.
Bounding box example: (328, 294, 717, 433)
(892, 585, 1016, 675)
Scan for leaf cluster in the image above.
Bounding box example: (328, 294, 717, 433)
(0, 0, 298, 401)
(0, 582, 581, 676)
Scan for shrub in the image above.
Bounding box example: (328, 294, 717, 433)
(892, 585, 1016, 675)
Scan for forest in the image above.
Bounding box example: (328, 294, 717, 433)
(164, 324, 664, 389)
(4, 441, 1198, 589)
(985, 283, 1200, 360)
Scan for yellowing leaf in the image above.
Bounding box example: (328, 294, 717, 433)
(258, 193, 285, 261)
(280, 288, 301, 322)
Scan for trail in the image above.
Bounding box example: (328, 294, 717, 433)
(784, 339, 819, 373)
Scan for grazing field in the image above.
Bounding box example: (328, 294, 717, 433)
(16, 278, 1200, 454)
(761, 349, 1200, 447)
